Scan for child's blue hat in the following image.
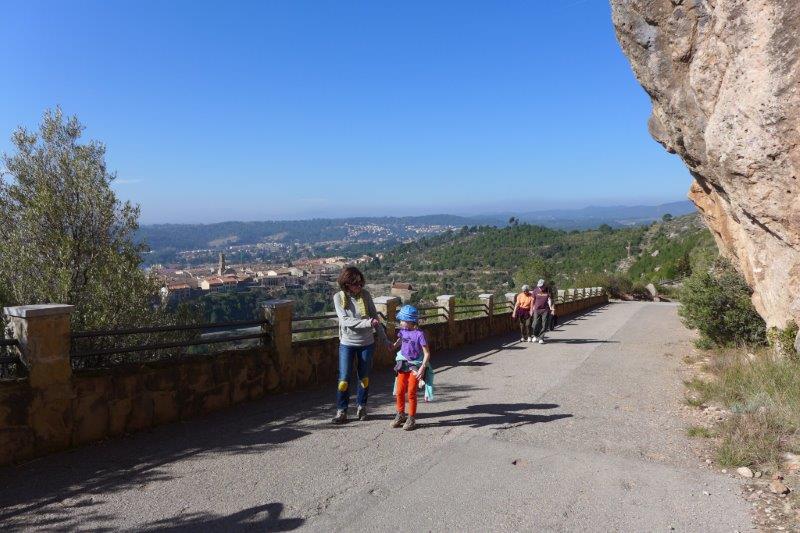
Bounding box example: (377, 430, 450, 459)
(396, 304, 419, 323)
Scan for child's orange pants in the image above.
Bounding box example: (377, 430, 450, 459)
(395, 371, 419, 416)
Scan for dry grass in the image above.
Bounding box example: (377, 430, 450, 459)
(686, 426, 715, 438)
(689, 347, 800, 468)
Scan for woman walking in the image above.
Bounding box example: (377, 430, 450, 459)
(512, 284, 534, 342)
(332, 266, 385, 424)
(531, 279, 555, 344)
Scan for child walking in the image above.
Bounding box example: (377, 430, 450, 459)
(389, 305, 431, 431)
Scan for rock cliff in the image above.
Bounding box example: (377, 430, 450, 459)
(611, 0, 800, 330)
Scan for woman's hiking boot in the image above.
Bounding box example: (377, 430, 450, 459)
(391, 413, 407, 428)
(356, 405, 367, 421)
(403, 416, 417, 431)
(331, 410, 347, 424)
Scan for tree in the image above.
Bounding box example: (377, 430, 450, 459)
(513, 257, 553, 288)
(598, 224, 613, 234)
(662, 213, 673, 222)
(0, 108, 160, 329)
(678, 258, 766, 347)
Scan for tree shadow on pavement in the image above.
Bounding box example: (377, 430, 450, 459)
(420, 402, 572, 429)
(0, 365, 486, 530)
(140, 502, 303, 532)
(544, 339, 619, 345)
(0, 333, 513, 530)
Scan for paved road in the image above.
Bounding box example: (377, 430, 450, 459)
(0, 302, 752, 532)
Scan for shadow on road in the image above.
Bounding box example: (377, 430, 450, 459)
(0, 326, 584, 529)
(140, 502, 303, 532)
(544, 338, 619, 345)
(420, 402, 573, 429)
(0, 337, 506, 530)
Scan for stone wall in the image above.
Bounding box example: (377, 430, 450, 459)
(0, 292, 607, 466)
(0, 346, 281, 464)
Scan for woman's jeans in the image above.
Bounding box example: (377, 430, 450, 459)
(336, 343, 374, 410)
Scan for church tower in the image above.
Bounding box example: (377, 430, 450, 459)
(217, 252, 226, 276)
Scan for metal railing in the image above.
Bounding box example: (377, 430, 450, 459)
(493, 301, 514, 315)
(292, 312, 339, 340)
(452, 303, 490, 318)
(415, 305, 449, 323)
(71, 318, 272, 369)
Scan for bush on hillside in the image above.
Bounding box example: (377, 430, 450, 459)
(573, 272, 632, 299)
(678, 258, 766, 348)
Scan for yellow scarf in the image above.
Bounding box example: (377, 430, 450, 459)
(340, 291, 368, 317)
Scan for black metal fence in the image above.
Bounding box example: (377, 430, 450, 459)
(493, 300, 514, 315)
(453, 302, 490, 318)
(291, 313, 339, 341)
(70, 318, 272, 370)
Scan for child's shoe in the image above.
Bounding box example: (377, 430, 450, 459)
(331, 410, 347, 424)
(403, 416, 417, 431)
(356, 405, 367, 421)
(391, 412, 407, 428)
(418, 379, 425, 389)
(538, 338, 545, 344)
(531, 336, 538, 343)
(520, 336, 526, 342)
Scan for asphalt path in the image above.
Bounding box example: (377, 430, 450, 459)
(0, 302, 752, 532)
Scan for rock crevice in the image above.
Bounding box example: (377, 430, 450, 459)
(611, 0, 800, 329)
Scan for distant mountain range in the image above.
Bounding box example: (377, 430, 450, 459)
(136, 201, 697, 251)
(474, 200, 697, 229)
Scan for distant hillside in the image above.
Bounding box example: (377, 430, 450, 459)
(363, 213, 716, 300)
(473, 200, 697, 230)
(137, 202, 698, 251)
(136, 214, 473, 251)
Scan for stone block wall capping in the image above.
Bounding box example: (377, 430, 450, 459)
(436, 294, 456, 330)
(478, 293, 494, 326)
(3, 304, 74, 389)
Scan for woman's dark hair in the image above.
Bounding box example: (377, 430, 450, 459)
(337, 266, 365, 291)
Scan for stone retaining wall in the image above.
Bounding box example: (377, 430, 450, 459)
(0, 292, 607, 466)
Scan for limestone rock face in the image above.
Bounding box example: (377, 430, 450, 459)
(611, 0, 800, 328)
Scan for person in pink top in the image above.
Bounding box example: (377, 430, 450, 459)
(531, 279, 555, 344)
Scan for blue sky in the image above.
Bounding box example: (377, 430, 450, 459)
(0, 0, 692, 223)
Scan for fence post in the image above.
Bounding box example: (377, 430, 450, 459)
(436, 295, 456, 348)
(4, 304, 74, 389)
(505, 292, 517, 307)
(374, 296, 400, 365)
(479, 293, 494, 330)
(3, 304, 75, 452)
(262, 299, 295, 390)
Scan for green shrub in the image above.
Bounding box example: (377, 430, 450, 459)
(678, 258, 766, 347)
(767, 320, 798, 358)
